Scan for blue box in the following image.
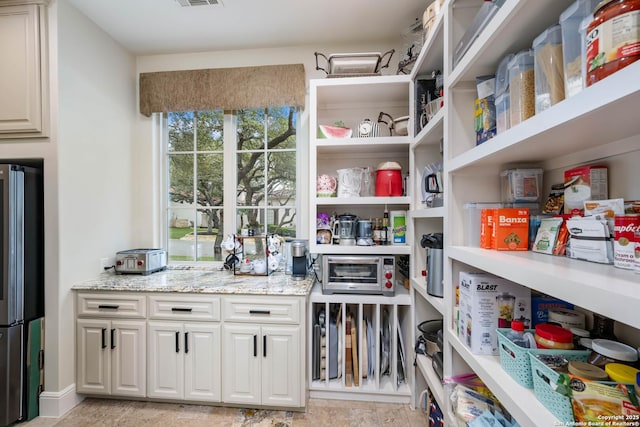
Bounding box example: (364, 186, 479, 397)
(531, 293, 573, 326)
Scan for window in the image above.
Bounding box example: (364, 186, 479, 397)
(163, 107, 298, 263)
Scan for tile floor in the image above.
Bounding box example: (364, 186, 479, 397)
(22, 398, 428, 427)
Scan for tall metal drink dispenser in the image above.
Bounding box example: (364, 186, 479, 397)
(421, 233, 444, 297)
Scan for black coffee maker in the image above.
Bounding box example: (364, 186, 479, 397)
(291, 240, 308, 279)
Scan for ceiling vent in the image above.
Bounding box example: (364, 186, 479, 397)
(175, 0, 223, 6)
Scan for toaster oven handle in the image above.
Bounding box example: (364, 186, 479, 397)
(249, 309, 271, 315)
(171, 307, 193, 313)
(98, 304, 119, 310)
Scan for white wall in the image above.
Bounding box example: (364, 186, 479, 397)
(52, 0, 136, 395)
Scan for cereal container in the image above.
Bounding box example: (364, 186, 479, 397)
(533, 24, 565, 113)
(559, 0, 600, 97)
(508, 50, 535, 126)
(495, 91, 510, 134)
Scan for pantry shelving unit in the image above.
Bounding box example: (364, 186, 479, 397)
(426, 0, 640, 426)
(307, 74, 414, 400)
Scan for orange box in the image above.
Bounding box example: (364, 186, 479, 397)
(480, 209, 495, 249)
(492, 208, 530, 251)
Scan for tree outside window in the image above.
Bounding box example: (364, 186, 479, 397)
(166, 107, 297, 262)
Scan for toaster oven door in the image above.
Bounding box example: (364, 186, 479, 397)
(323, 256, 381, 294)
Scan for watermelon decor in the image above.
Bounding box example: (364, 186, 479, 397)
(318, 124, 352, 139)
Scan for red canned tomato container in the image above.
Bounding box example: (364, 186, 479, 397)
(614, 214, 640, 269)
(586, 0, 640, 86)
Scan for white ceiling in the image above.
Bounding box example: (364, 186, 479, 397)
(65, 0, 428, 56)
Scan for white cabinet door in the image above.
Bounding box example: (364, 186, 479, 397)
(0, 3, 47, 137)
(111, 320, 146, 397)
(76, 319, 110, 395)
(222, 324, 261, 405)
(147, 321, 184, 399)
(184, 323, 221, 402)
(261, 325, 300, 407)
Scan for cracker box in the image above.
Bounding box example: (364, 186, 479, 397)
(480, 208, 496, 249)
(492, 208, 530, 250)
(458, 272, 531, 355)
(530, 292, 574, 327)
(564, 165, 608, 215)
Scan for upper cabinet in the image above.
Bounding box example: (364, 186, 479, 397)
(0, 1, 49, 139)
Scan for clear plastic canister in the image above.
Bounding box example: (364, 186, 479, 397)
(533, 24, 565, 113)
(495, 91, 510, 134)
(508, 50, 535, 126)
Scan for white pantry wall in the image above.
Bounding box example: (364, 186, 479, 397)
(55, 0, 136, 395)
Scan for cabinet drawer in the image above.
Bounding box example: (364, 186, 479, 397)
(148, 294, 220, 321)
(223, 296, 301, 324)
(76, 292, 146, 318)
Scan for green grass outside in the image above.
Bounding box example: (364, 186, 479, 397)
(170, 227, 218, 239)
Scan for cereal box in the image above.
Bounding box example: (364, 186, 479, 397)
(458, 272, 531, 355)
(492, 208, 530, 251)
(564, 165, 608, 215)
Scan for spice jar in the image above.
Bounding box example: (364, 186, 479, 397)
(588, 338, 639, 368)
(586, 0, 640, 86)
(534, 323, 574, 349)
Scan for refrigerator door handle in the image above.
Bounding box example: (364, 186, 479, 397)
(101, 328, 107, 349)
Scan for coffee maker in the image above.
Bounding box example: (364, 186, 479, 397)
(291, 240, 308, 279)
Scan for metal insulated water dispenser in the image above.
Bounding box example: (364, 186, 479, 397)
(421, 233, 443, 297)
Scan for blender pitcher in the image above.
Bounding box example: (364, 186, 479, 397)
(495, 293, 516, 328)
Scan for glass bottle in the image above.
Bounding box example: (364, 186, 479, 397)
(373, 218, 382, 245)
(382, 207, 390, 245)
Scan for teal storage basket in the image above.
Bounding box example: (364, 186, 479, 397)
(497, 328, 590, 388)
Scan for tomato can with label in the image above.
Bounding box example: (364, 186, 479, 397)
(614, 214, 640, 269)
(586, 0, 640, 86)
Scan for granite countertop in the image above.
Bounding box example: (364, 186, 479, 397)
(71, 267, 315, 296)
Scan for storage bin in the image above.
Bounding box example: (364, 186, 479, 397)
(533, 24, 565, 114)
(495, 53, 514, 97)
(495, 91, 510, 134)
(508, 50, 535, 126)
(559, 0, 600, 98)
(497, 328, 590, 388)
(500, 168, 543, 203)
(463, 202, 502, 246)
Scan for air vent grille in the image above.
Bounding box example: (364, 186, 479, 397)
(175, 0, 222, 6)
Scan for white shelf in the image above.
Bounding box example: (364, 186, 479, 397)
(449, 246, 640, 329)
(314, 196, 410, 206)
(412, 106, 444, 149)
(411, 8, 444, 80)
(415, 354, 445, 412)
(410, 206, 444, 219)
(315, 137, 410, 155)
(449, 61, 640, 173)
(309, 281, 411, 306)
(412, 278, 445, 316)
(449, 0, 574, 86)
(312, 75, 410, 108)
(448, 331, 560, 427)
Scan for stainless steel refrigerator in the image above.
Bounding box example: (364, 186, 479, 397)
(0, 164, 44, 426)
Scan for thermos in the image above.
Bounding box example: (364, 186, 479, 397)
(421, 233, 444, 297)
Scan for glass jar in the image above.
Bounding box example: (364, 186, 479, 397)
(586, 0, 640, 86)
(534, 323, 574, 349)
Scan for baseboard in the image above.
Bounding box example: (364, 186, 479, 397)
(38, 384, 84, 418)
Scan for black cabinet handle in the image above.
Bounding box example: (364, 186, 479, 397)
(253, 335, 257, 357)
(110, 329, 116, 350)
(101, 328, 107, 349)
(175, 331, 180, 353)
(185, 332, 189, 354)
(171, 307, 193, 313)
(98, 305, 119, 310)
(263, 335, 267, 358)
(249, 309, 270, 315)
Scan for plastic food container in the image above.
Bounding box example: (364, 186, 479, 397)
(559, 0, 600, 97)
(568, 360, 609, 380)
(586, 0, 640, 86)
(534, 323, 575, 349)
(495, 91, 510, 134)
(500, 168, 543, 203)
(605, 363, 640, 383)
(548, 308, 586, 329)
(533, 24, 565, 113)
(588, 338, 639, 367)
(463, 202, 503, 246)
(495, 53, 514, 97)
(508, 50, 536, 126)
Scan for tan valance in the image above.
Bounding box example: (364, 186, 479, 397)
(139, 64, 306, 117)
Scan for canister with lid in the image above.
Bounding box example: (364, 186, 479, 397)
(548, 308, 586, 329)
(586, 0, 640, 86)
(534, 323, 575, 349)
(569, 360, 610, 380)
(588, 338, 639, 367)
(508, 50, 535, 126)
(605, 363, 640, 383)
(533, 24, 565, 113)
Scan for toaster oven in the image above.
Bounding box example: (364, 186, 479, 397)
(322, 255, 395, 296)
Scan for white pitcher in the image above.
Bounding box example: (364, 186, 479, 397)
(336, 167, 363, 198)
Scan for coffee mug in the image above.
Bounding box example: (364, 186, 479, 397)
(252, 258, 267, 274)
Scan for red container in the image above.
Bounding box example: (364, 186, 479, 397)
(614, 214, 640, 269)
(375, 169, 403, 196)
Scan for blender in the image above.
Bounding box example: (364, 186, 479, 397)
(495, 293, 516, 328)
(333, 214, 358, 246)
